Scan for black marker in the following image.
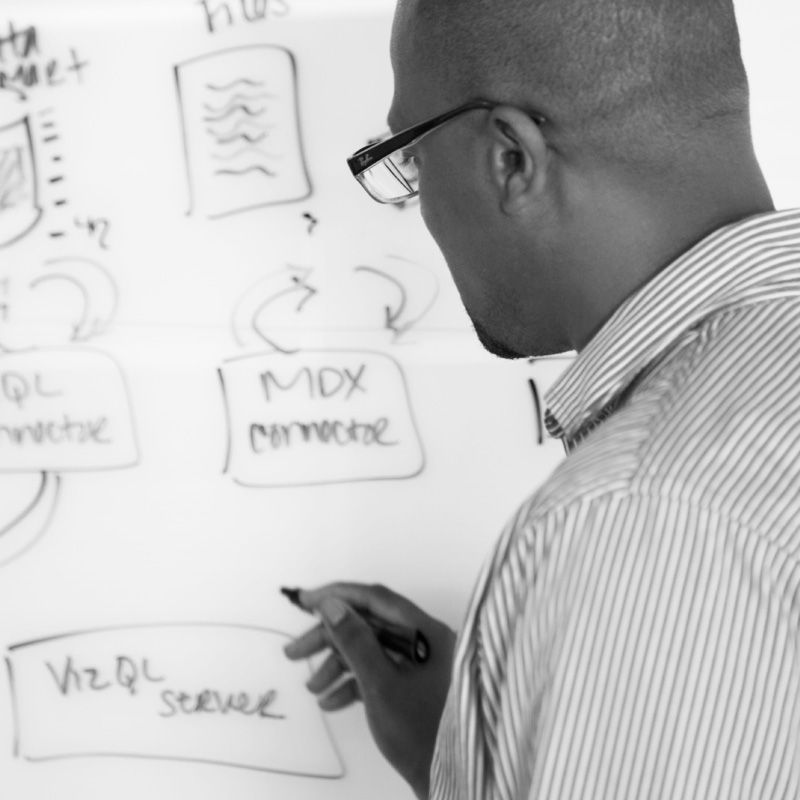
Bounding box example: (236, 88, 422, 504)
(281, 587, 430, 664)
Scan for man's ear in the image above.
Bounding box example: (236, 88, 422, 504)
(486, 106, 548, 214)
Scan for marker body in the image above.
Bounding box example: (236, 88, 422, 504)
(281, 586, 430, 664)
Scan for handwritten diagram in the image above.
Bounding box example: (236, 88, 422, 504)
(175, 45, 311, 219)
(0, 98, 109, 251)
(231, 264, 318, 353)
(0, 258, 138, 567)
(0, 21, 129, 568)
(0, 114, 42, 249)
(6, 624, 343, 776)
(0, 472, 60, 567)
(0, 21, 89, 99)
(195, 0, 291, 34)
(0, 256, 119, 350)
(220, 349, 425, 487)
(230, 256, 440, 353)
(0, 18, 92, 247)
(0, 348, 137, 472)
(354, 256, 440, 342)
(221, 253, 440, 487)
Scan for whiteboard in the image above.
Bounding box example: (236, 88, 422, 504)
(0, 2, 569, 798)
(0, 1, 796, 798)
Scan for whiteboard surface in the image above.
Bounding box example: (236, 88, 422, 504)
(0, 1, 796, 798)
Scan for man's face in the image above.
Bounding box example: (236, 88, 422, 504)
(388, 4, 563, 359)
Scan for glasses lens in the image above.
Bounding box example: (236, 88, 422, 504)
(359, 150, 419, 204)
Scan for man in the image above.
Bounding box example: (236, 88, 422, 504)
(285, 0, 800, 797)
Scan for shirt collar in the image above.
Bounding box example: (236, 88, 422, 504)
(544, 208, 800, 442)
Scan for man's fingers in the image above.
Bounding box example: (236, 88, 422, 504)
(318, 676, 361, 711)
(317, 596, 392, 689)
(300, 583, 421, 629)
(284, 598, 394, 694)
(283, 622, 328, 660)
(306, 651, 348, 695)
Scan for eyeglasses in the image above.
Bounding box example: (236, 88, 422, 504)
(347, 100, 497, 204)
(347, 100, 545, 204)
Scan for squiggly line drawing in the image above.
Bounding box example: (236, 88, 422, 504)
(206, 78, 265, 91)
(178, 46, 312, 218)
(206, 117, 271, 138)
(206, 125, 267, 142)
(215, 131, 268, 145)
(203, 92, 274, 112)
(203, 104, 267, 124)
(215, 165, 276, 177)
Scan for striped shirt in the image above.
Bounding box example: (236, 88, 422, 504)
(430, 209, 800, 800)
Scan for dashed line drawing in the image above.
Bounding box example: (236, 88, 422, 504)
(175, 45, 311, 219)
(35, 107, 68, 236)
(0, 114, 42, 249)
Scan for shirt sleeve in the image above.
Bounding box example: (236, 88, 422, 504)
(432, 490, 800, 800)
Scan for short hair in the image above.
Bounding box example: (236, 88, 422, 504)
(404, 0, 751, 167)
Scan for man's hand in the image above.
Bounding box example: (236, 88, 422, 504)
(283, 583, 457, 799)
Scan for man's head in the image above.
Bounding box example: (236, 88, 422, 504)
(388, 0, 770, 357)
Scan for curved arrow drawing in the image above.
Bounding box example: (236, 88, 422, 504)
(231, 265, 317, 351)
(34, 257, 119, 341)
(0, 471, 61, 568)
(28, 272, 89, 340)
(354, 255, 439, 341)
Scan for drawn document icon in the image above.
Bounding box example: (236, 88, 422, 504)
(176, 45, 312, 219)
(0, 116, 42, 249)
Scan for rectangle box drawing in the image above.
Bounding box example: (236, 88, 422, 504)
(176, 45, 312, 219)
(0, 348, 138, 472)
(220, 349, 426, 487)
(6, 624, 344, 777)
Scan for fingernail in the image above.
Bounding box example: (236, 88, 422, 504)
(319, 596, 348, 626)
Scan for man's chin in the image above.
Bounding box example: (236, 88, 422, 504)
(472, 319, 526, 360)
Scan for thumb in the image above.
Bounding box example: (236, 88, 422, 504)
(318, 596, 391, 687)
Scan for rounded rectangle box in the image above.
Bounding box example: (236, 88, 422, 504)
(5, 623, 344, 777)
(0, 347, 138, 472)
(219, 349, 425, 487)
